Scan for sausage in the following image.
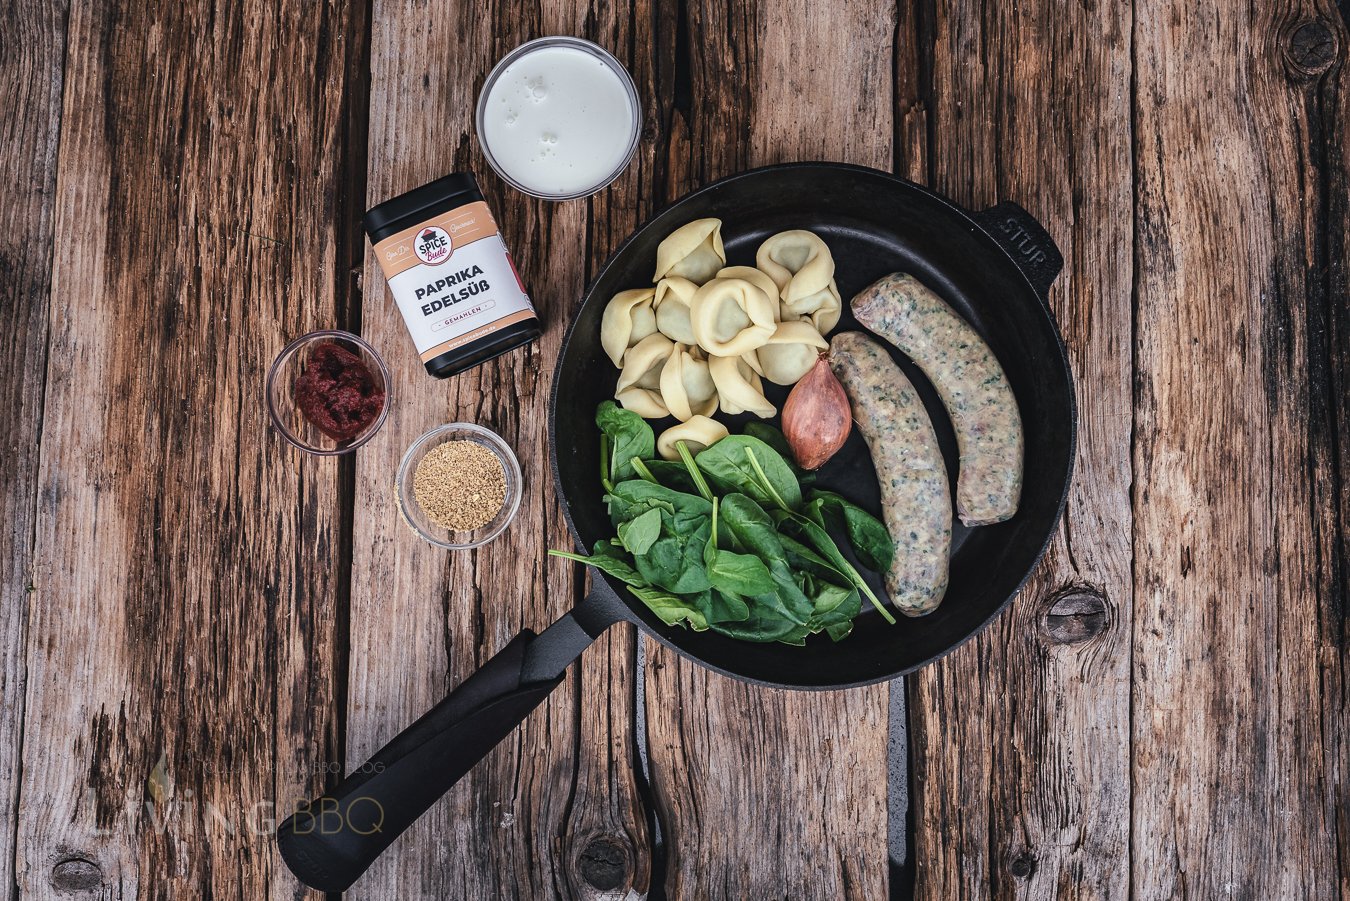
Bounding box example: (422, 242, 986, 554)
(829, 331, 950, 615)
(851, 273, 1022, 526)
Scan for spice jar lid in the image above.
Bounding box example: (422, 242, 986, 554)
(363, 172, 484, 242)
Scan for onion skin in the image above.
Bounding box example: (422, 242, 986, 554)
(782, 354, 852, 470)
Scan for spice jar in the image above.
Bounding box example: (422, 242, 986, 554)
(364, 173, 541, 378)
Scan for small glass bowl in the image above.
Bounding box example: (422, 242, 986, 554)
(266, 330, 391, 455)
(475, 35, 642, 201)
(395, 423, 524, 549)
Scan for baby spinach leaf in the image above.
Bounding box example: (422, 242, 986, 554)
(805, 577, 859, 617)
(711, 567, 813, 644)
(703, 497, 774, 596)
(801, 576, 861, 642)
(635, 520, 713, 594)
(766, 557, 817, 626)
(704, 588, 751, 625)
(779, 511, 896, 625)
(617, 508, 661, 555)
(800, 496, 828, 529)
(596, 400, 654, 484)
(809, 489, 896, 572)
(741, 422, 793, 460)
(779, 532, 849, 582)
(548, 542, 649, 588)
(593, 538, 635, 561)
(824, 621, 853, 642)
(608, 479, 712, 518)
(705, 547, 776, 597)
(710, 602, 802, 643)
(717, 493, 787, 561)
(631, 586, 709, 631)
(695, 436, 802, 512)
(741, 422, 814, 483)
(641, 460, 701, 495)
(603, 489, 671, 529)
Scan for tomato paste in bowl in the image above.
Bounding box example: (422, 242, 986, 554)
(267, 330, 390, 455)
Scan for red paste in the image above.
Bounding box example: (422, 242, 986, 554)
(294, 344, 385, 441)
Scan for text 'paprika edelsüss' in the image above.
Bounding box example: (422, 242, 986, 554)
(364, 172, 540, 378)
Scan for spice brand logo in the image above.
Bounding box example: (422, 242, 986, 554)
(414, 225, 453, 265)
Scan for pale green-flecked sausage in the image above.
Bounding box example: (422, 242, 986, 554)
(830, 331, 950, 615)
(851, 272, 1023, 526)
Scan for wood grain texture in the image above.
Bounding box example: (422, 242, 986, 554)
(0, 0, 68, 896)
(902, 0, 1137, 896)
(640, 2, 896, 898)
(345, 2, 651, 898)
(1131, 0, 1349, 895)
(561, 6, 661, 899)
(8, 0, 1348, 898)
(16, 0, 363, 896)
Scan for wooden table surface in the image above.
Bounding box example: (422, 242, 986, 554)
(4, 0, 1348, 898)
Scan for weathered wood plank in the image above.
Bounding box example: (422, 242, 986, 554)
(641, 2, 896, 898)
(17, 1, 363, 895)
(904, 0, 1136, 896)
(346, 3, 651, 898)
(0, 0, 68, 895)
(1309, 15, 1350, 895)
(1131, 0, 1348, 896)
(560, 5, 661, 898)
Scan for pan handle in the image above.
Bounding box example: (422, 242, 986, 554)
(972, 201, 1064, 301)
(275, 590, 624, 893)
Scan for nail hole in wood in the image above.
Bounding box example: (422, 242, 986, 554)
(1040, 587, 1108, 644)
(1009, 851, 1037, 879)
(50, 857, 103, 893)
(577, 835, 631, 892)
(1283, 21, 1338, 79)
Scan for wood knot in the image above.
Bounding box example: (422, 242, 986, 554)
(1283, 21, 1339, 79)
(50, 857, 103, 893)
(1009, 850, 1037, 879)
(577, 835, 632, 892)
(1039, 587, 1108, 644)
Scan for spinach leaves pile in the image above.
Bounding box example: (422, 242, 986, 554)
(549, 401, 897, 646)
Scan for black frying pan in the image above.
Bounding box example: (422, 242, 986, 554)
(277, 163, 1076, 891)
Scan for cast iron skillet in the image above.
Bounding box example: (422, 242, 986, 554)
(277, 162, 1076, 891)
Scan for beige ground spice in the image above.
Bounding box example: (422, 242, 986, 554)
(413, 440, 507, 531)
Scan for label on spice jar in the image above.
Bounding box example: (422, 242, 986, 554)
(372, 202, 535, 362)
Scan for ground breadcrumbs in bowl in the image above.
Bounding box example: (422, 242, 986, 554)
(412, 440, 507, 531)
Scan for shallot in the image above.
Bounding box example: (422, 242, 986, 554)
(781, 354, 852, 470)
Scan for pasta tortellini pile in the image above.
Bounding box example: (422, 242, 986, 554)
(600, 218, 841, 455)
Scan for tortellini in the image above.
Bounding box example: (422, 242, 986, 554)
(689, 277, 777, 357)
(716, 265, 780, 310)
(709, 354, 777, 418)
(753, 320, 829, 385)
(653, 218, 726, 285)
(653, 277, 699, 345)
(600, 287, 659, 367)
(656, 415, 729, 461)
(756, 230, 834, 300)
(782, 279, 842, 335)
(616, 334, 675, 417)
(616, 333, 674, 393)
(756, 230, 841, 334)
(616, 386, 669, 419)
(660, 345, 718, 421)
